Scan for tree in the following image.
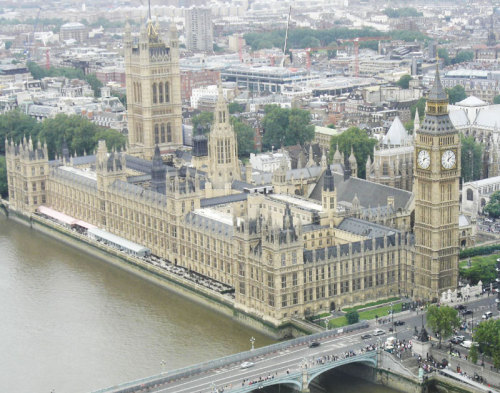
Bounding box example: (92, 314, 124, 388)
(232, 118, 255, 158)
(192, 112, 214, 136)
(0, 110, 42, 155)
(451, 51, 474, 65)
(346, 310, 359, 325)
(261, 106, 314, 150)
(396, 74, 412, 89)
(446, 85, 467, 105)
(468, 343, 479, 364)
(329, 127, 377, 179)
(493, 95, 500, 105)
(426, 305, 460, 348)
(410, 97, 426, 120)
(438, 48, 451, 66)
(484, 191, 500, 219)
(459, 257, 497, 285)
(228, 102, 245, 114)
(0, 155, 7, 198)
(39, 114, 108, 159)
(461, 135, 482, 182)
(94, 129, 127, 152)
(84, 73, 103, 97)
(473, 319, 500, 368)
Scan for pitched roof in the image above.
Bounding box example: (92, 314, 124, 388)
(456, 96, 488, 107)
(382, 116, 410, 145)
(337, 217, 399, 238)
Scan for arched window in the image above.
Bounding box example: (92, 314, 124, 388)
(164, 82, 170, 102)
(466, 188, 474, 201)
(133, 83, 137, 103)
(159, 82, 164, 103)
(152, 83, 157, 104)
(138, 83, 142, 103)
(154, 124, 159, 144)
(167, 123, 172, 143)
(160, 124, 165, 143)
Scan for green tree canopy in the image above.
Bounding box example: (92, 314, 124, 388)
(446, 85, 467, 104)
(396, 74, 412, 89)
(459, 256, 497, 285)
(346, 310, 360, 325)
(232, 118, 255, 158)
(383, 7, 423, 18)
(461, 135, 482, 182)
(0, 110, 42, 155)
(473, 319, 500, 368)
(192, 112, 214, 136)
(261, 106, 314, 150)
(329, 127, 377, 179)
(0, 155, 7, 198)
(228, 102, 245, 114)
(410, 97, 426, 120)
(493, 95, 500, 105)
(426, 305, 460, 348)
(39, 114, 122, 159)
(484, 191, 500, 218)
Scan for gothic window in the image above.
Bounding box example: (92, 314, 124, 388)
(167, 123, 172, 142)
(138, 83, 142, 103)
(161, 124, 166, 143)
(164, 81, 169, 102)
(154, 124, 159, 144)
(152, 83, 157, 104)
(383, 162, 389, 176)
(466, 188, 473, 201)
(159, 82, 164, 103)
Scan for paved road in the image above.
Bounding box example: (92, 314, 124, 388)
(108, 295, 499, 393)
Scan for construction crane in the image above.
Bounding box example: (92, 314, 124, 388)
(280, 5, 292, 68)
(290, 45, 344, 71)
(339, 36, 390, 77)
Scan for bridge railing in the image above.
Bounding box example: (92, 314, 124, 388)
(91, 320, 369, 393)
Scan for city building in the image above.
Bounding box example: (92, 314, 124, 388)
(185, 7, 214, 52)
(124, 19, 183, 159)
(60, 22, 88, 43)
(5, 23, 462, 328)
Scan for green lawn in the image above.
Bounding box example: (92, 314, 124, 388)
(342, 297, 400, 313)
(459, 253, 499, 284)
(328, 302, 403, 329)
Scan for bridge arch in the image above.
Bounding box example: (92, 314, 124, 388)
(242, 378, 302, 392)
(306, 354, 378, 387)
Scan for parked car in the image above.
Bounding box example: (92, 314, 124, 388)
(450, 336, 465, 344)
(461, 340, 473, 349)
(309, 341, 321, 348)
(240, 362, 255, 369)
(482, 311, 493, 319)
(373, 329, 385, 336)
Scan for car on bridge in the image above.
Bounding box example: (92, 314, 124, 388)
(373, 329, 385, 336)
(240, 362, 255, 369)
(309, 341, 321, 348)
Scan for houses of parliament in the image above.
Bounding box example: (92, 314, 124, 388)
(4, 19, 461, 327)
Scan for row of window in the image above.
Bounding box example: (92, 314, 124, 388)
(152, 82, 170, 104)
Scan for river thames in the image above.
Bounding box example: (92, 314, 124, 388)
(0, 214, 400, 393)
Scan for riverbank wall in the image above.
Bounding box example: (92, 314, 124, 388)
(0, 202, 313, 339)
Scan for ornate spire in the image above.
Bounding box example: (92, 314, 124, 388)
(323, 165, 335, 192)
(428, 62, 447, 102)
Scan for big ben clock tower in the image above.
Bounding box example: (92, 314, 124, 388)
(413, 65, 460, 301)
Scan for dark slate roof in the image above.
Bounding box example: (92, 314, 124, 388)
(125, 154, 153, 173)
(303, 223, 329, 233)
(337, 217, 399, 238)
(109, 180, 167, 205)
(419, 114, 455, 135)
(52, 166, 97, 190)
(200, 193, 248, 208)
(232, 179, 254, 191)
(185, 211, 233, 237)
(310, 166, 413, 211)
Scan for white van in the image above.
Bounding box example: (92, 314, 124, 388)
(482, 311, 493, 319)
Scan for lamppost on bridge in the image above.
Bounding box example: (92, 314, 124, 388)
(160, 359, 167, 373)
(250, 336, 255, 351)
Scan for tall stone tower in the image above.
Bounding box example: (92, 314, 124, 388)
(124, 18, 182, 160)
(207, 85, 241, 189)
(413, 66, 460, 300)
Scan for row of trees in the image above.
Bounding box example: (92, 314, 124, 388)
(438, 48, 475, 66)
(27, 62, 103, 97)
(243, 27, 428, 52)
(383, 7, 423, 18)
(0, 111, 126, 159)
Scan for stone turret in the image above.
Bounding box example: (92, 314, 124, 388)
(151, 145, 166, 194)
(348, 147, 357, 178)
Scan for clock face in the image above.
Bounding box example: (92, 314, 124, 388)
(417, 149, 430, 169)
(441, 150, 456, 170)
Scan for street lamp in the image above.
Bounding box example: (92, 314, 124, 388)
(160, 360, 167, 373)
(325, 319, 328, 331)
(250, 336, 255, 351)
